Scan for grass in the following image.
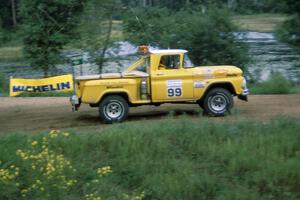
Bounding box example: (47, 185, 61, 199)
(0, 29, 24, 62)
(0, 117, 300, 199)
(111, 20, 124, 40)
(232, 14, 290, 32)
(0, 46, 24, 62)
(17, 91, 73, 97)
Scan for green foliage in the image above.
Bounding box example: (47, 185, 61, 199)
(250, 72, 296, 94)
(276, 0, 300, 49)
(0, 73, 9, 96)
(1, 117, 300, 199)
(0, 0, 16, 29)
(0, 29, 22, 47)
(123, 7, 249, 69)
(121, 0, 288, 13)
(228, 0, 288, 14)
(277, 16, 300, 48)
(283, 0, 300, 15)
(19, 0, 85, 77)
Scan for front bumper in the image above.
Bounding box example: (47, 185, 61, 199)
(238, 88, 249, 101)
(70, 94, 81, 111)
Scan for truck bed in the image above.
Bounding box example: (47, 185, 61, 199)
(76, 71, 149, 81)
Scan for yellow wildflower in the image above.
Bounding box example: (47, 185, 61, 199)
(31, 141, 38, 146)
(63, 132, 70, 137)
(97, 166, 112, 175)
(21, 189, 28, 194)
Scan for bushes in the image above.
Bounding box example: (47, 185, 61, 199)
(250, 72, 298, 94)
(1, 117, 300, 199)
(277, 16, 300, 49)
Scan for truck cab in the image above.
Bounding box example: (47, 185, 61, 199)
(70, 47, 249, 123)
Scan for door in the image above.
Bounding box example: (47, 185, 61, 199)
(151, 54, 194, 102)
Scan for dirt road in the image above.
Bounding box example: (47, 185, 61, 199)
(0, 95, 300, 134)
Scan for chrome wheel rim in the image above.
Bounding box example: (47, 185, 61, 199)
(209, 94, 227, 112)
(105, 101, 123, 119)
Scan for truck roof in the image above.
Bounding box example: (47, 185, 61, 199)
(149, 49, 188, 54)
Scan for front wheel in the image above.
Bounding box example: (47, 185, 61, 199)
(203, 88, 233, 116)
(99, 95, 129, 124)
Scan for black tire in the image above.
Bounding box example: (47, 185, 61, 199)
(198, 101, 204, 109)
(99, 95, 129, 124)
(203, 88, 233, 116)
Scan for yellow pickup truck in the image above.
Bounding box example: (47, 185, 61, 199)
(70, 47, 249, 123)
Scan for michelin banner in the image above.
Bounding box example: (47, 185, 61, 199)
(10, 74, 74, 97)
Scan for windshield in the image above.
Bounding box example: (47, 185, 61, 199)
(183, 53, 194, 68)
(125, 56, 150, 73)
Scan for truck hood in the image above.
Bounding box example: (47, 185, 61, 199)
(192, 65, 243, 77)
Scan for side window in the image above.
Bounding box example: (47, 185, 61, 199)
(159, 55, 180, 70)
(183, 53, 194, 68)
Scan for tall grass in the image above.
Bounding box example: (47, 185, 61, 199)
(0, 117, 300, 199)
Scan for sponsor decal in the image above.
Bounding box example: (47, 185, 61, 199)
(10, 74, 73, 97)
(194, 81, 205, 88)
(203, 69, 214, 79)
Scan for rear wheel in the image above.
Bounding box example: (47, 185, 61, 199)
(99, 95, 129, 124)
(203, 88, 233, 116)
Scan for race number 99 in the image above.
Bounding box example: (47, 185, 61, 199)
(168, 88, 182, 97)
(166, 80, 182, 98)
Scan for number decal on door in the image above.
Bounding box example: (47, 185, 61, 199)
(168, 88, 182, 97)
(167, 80, 182, 98)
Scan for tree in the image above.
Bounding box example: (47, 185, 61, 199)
(78, 0, 122, 74)
(277, 0, 300, 47)
(123, 7, 249, 69)
(284, 0, 300, 15)
(20, 0, 85, 77)
(10, 0, 17, 27)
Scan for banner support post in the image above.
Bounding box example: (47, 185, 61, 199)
(9, 76, 13, 97)
(71, 63, 76, 96)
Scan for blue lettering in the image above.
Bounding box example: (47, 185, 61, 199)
(13, 86, 24, 92)
(32, 86, 42, 92)
(41, 85, 49, 91)
(12, 81, 71, 93)
(49, 84, 56, 91)
(56, 83, 60, 90)
(61, 82, 70, 90)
